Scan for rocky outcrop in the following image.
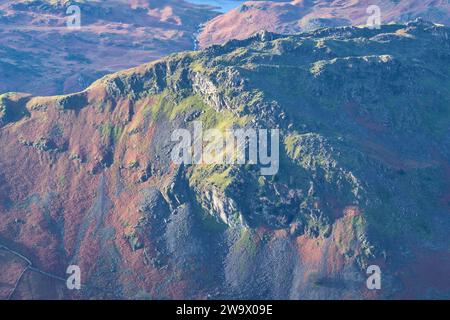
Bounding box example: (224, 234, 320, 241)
(0, 21, 449, 299)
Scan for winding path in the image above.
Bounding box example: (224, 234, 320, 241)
(0, 244, 66, 300)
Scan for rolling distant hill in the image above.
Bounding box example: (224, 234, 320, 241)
(0, 0, 218, 95)
(198, 0, 450, 47)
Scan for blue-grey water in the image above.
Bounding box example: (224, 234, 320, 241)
(187, 0, 246, 13)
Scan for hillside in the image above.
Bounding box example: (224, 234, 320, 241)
(198, 0, 450, 47)
(0, 0, 218, 96)
(0, 20, 449, 299)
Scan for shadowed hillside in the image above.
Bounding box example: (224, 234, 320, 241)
(0, 0, 219, 95)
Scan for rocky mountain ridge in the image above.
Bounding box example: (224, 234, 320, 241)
(0, 19, 449, 299)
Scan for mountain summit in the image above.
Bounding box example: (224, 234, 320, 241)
(0, 20, 449, 299)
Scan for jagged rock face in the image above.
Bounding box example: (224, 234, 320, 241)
(0, 21, 450, 299)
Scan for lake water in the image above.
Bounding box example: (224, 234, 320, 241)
(187, 0, 246, 13)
